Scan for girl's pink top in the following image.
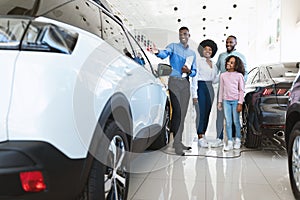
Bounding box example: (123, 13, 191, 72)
(218, 71, 245, 104)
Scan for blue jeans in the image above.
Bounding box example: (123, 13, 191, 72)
(195, 81, 214, 135)
(223, 100, 241, 141)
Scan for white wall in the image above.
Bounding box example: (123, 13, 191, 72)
(281, 0, 300, 62)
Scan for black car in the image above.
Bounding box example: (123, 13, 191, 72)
(285, 69, 300, 199)
(243, 62, 299, 148)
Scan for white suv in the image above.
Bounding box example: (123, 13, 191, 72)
(0, 0, 171, 199)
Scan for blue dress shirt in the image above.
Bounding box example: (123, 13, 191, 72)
(156, 43, 197, 78)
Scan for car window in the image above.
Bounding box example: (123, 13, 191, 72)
(44, 0, 102, 38)
(246, 67, 259, 84)
(267, 64, 299, 78)
(101, 11, 134, 60)
(259, 67, 269, 82)
(125, 32, 154, 73)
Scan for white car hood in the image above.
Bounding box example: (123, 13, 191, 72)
(0, 51, 19, 142)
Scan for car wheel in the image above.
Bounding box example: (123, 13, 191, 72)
(82, 121, 130, 200)
(148, 104, 170, 150)
(288, 121, 300, 199)
(243, 103, 262, 148)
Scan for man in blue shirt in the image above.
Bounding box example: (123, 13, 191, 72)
(215, 35, 248, 147)
(151, 26, 197, 155)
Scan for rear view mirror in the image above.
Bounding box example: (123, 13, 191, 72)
(157, 63, 172, 77)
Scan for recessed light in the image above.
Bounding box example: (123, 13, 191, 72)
(174, 7, 178, 11)
(226, 26, 229, 29)
(233, 4, 237, 8)
(177, 19, 181, 22)
(203, 27, 206, 30)
(229, 17, 232, 20)
(203, 34, 206, 37)
(203, 5, 206, 9)
(202, 17, 206, 21)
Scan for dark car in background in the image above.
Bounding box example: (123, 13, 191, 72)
(243, 62, 299, 148)
(285, 70, 300, 199)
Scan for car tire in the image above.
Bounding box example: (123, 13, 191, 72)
(148, 104, 170, 150)
(82, 121, 130, 200)
(288, 121, 300, 199)
(243, 103, 262, 148)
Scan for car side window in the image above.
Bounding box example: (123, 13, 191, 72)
(101, 11, 134, 59)
(247, 67, 259, 84)
(259, 67, 270, 82)
(125, 32, 154, 73)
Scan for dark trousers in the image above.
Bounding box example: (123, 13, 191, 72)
(195, 81, 214, 135)
(168, 77, 190, 147)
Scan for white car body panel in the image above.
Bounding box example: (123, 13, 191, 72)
(0, 51, 19, 142)
(6, 17, 167, 158)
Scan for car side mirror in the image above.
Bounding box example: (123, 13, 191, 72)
(157, 63, 172, 77)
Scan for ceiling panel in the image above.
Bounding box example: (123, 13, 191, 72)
(106, 0, 257, 47)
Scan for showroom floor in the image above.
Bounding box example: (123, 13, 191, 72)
(128, 92, 294, 200)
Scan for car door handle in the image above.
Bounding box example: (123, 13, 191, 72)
(124, 67, 132, 75)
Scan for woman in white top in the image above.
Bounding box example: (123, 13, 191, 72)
(191, 39, 218, 147)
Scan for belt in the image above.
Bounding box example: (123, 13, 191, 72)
(169, 76, 187, 80)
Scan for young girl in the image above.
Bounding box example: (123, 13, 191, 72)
(217, 55, 245, 151)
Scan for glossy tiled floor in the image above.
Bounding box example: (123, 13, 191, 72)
(128, 95, 294, 200)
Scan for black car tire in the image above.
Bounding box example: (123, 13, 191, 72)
(148, 105, 170, 150)
(83, 121, 130, 200)
(244, 103, 262, 148)
(288, 121, 300, 199)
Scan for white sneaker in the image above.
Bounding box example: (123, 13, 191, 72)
(234, 138, 241, 149)
(211, 138, 223, 148)
(224, 140, 233, 151)
(198, 138, 208, 148)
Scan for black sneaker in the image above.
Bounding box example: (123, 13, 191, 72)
(181, 144, 192, 150)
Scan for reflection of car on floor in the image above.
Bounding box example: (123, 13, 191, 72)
(0, 0, 171, 199)
(285, 70, 300, 199)
(243, 62, 299, 148)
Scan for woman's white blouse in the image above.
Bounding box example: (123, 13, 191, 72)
(191, 57, 219, 98)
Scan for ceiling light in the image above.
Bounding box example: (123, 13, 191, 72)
(233, 4, 237, 8)
(229, 17, 232, 20)
(203, 5, 206, 9)
(174, 7, 178, 11)
(202, 18, 206, 21)
(177, 19, 181, 22)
